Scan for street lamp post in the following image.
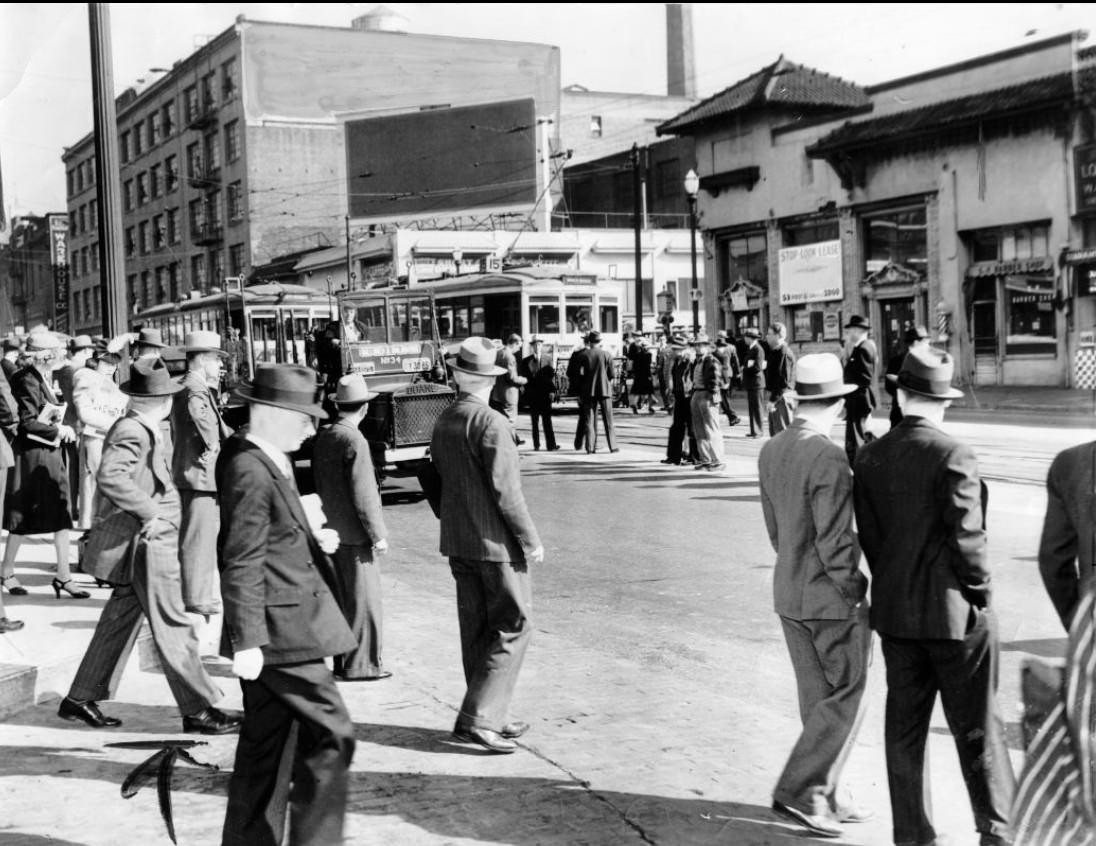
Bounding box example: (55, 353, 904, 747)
(684, 168, 700, 336)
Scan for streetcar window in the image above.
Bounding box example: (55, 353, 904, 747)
(566, 299, 594, 335)
(529, 303, 560, 335)
(599, 305, 619, 334)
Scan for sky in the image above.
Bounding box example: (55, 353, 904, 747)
(1, 2, 1093, 219)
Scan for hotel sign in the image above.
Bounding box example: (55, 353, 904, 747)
(1076, 144, 1096, 216)
(48, 214, 70, 334)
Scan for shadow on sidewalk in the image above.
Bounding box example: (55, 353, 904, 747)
(0, 834, 90, 845)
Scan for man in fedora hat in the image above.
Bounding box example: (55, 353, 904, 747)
(759, 353, 873, 838)
(218, 363, 357, 846)
(1, 336, 22, 381)
(58, 335, 96, 521)
(741, 327, 766, 437)
(689, 333, 725, 471)
(429, 337, 543, 753)
(575, 329, 618, 454)
(566, 334, 592, 451)
(490, 333, 528, 445)
(841, 315, 877, 464)
(312, 373, 390, 682)
(520, 337, 560, 451)
(853, 348, 1014, 846)
(172, 331, 233, 629)
(661, 334, 698, 465)
(884, 325, 931, 429)
(58, 358, 238, 736)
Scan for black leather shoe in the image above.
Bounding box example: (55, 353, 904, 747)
(547, 445, 561, 451)
(335, 671, 392, 682)
(452, 723, 517, 753)
(500, 720, 529, 738)
(58, 696, 122, 728)
(183, 707, 242, 735)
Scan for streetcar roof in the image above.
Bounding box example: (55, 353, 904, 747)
(134, 282, 331, 318)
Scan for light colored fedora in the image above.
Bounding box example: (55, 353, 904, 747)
(447, 337, 506, 376)
(182, 330, 228, 357)
(788, 353, 857, 400)
(331, 373, 378, 405)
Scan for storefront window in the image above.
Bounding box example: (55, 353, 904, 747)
(864, 207, 927, 276)
(783, 219, 839, 247)
(724, 232, 768, 290)
(1006, 281, 1056, 354)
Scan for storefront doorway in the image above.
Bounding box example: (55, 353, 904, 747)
(879, 297, 915, 362)
(972, 299, 998, 385)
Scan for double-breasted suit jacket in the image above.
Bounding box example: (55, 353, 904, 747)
(853, 416, 991, 639)
(313, 419, 387, 550)
(83, 412, 179, 585)
(217, 440, 356, 664)
(172, 370, 232, 493)
(1039, 441, 1096, 627)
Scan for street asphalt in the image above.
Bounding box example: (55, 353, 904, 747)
(0, 397, 1089, 846)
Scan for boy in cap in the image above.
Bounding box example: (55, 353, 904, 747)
(759, 353, 872, 838)
(312, 373, 390, 681)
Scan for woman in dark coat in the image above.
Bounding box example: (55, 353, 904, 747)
(629, 339, 657, 413)
(0, 332, 86, 599)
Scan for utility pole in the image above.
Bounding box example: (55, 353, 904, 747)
(88, 3, 128, 342)
(345, 215, 354, 291)
(632, 143, 643, 333)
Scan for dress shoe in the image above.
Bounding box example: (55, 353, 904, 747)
(0, 617, 24, 633)
(771, 800, 842, 838)
(1, 576, 27, 596)
(58, 696, 122, 728)
(707, 463, 726, 472)
(183, 706, 242, 735)
(609, 448, 620, 453)
(659, 458, 678, 465)
(335, 671, 392, 682)
(547, 445, 561, 451)
(500, 720, 529, 738)
(835, 803, 874, 823)
(452, 723, 517, 753)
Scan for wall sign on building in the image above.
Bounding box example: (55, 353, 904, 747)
(778, 239, 843, 305)
(48, 214, 70, 334)
(1075, 144, 1096, 216)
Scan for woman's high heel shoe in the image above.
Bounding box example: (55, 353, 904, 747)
(52, 578, 90, 600)
(0, 576, 28, 596)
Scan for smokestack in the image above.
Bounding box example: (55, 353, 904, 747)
(666, 4, 696, 98)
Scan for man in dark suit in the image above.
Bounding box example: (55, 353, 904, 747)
(520, 337, 560, 451)
(312, 373, 390, 681)
(430, 337, 543, 754)
(713, 330, 741, 426)
(841, 315, 877, 465)
(1038, 439, 1096, 628)
(759, 353, 872, 838)
(490, 334, 527, 444)
(741, 327, 766, 438)
(567, 337, 592, 451)
(218, 364, 357, 846)
(661, 335, 697, 465)
(0, 336, 21, 381)
(317, 305, 370, 393)
(578, 330, 618, 454)
(854, 348, 1014, 846)
(57, 359, 236, 734)
(765, 322, 795, 436)
(172, 331, 232, 622)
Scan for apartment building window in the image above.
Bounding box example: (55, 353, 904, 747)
(170, 263, 181, 298)
(120, 131, 130, 163)
(189, 198, 205, 232)
(184, 85, 198, 123)
(229, 243, 246, 277)
(73, 290, 83, 322)
(89, 199, 98, 230)
(211, 248, 225, 285)
(125, 227, 136, 257)
(75, 163, 84, 193)
(162, 100, 176, 137)
(150, 163, 162, 199)
(222, 58, 238, 100)
(152, 214, 165, 249)
(149, 111, 162, 146)
(156, 266, 171, 303)
(69, 211, 77, 235)
(224, 120, 241, 163)
(208, 190, 223, 229)
(66, 169, 75, 198)
(167, 208, 179, 244)
(186, 142, 202, 178)
(204, 130, 221, 171)
(200, 72, 216, 110)
(78, 205, 87, 234)
(138, 221, 150, 255)
(133, 124, 143, 158)
(84, 160, 94, 186)
(90, 243, 99, 272)
(127, 273, 138, 308)
(123, 179, 134, 211)
(165, 155, 179, 192)
(191, 254, 207, 290)
(227, 181, 243, 222)
(137, 172, 150, 206)
(590, 116, 602, 137)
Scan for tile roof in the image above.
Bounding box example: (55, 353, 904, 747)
(808, 73, 1074, 154)
(657, 56, 869, 135)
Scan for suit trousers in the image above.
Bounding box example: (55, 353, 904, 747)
(666, 395, 697, 463)
(527, 403, 557, 450)
(332, 543, 383, 678)
(574, 398, 591, 451)
(449, 556, 532, 731)
(773, 608, 872, 816)
(844, 413, 871, 466)
(78, 436, 104, 529)
(179, 490, 222, 615)
(719, 389, 740, 425)
(768, 394, 794, 437)
(690, 391, 724, 466)
(881, 609, 1015, 846)
(583, 397, 617, 453)
(68, 533, 220, 716)
(222, 661, 355, 846)
(746, 387, 764, 436)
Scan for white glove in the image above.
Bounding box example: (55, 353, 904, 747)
(314, 527, 339, 554)
(58, 424, 77, 443)
(528, 545, 545, 564)
(373, 538, 389, 555)
(233, 647, 264, 680)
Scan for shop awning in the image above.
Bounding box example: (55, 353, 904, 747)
(966, 257, 1054, 278)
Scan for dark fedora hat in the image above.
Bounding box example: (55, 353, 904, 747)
(903, 324, 930, 344)
(585, 329, 602, 344)
(844, 315, 871, 330)
(446, 337, 506, 377)
(120, 358, 185, 397)
(896, 347, 963, 400)
(235, 364, 326, 418)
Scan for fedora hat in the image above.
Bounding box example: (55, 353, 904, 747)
(182, 330, 228, 357)
(844, 315, 871, 331)
(669, 333, 688, 350)
(330, 373, 378, 405)
(447, 337, 506, 377)
(25, 331, 61, 352)
(1, 336, 21, 353)
(691, 332, 711, 346)
(120, 358, 184, 397)
(896, 348, 964, 400)
(69, 334, 94, 352)
(789, 353, 857, 401)
(743, 327, 761, 339)
(134, 327, 166, 348)
(903, 324, 930, 345)
(235, 364, 326, 418)
(585, 329, 602, 344)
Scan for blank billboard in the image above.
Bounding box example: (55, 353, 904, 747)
(346, 98, 538, 222)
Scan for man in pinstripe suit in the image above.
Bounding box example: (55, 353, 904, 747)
(57, 359, 238, 734)
(430, 337, 543, 754)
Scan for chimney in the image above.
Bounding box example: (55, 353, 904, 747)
(666, 4, 696, 98)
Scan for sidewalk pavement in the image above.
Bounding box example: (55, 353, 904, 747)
(948, 384, 1096, 417)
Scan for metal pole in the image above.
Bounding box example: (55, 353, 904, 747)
(632, 143, 643, 333)
(88, 3, 128, 344)
(689, 195, 699, 335)
(345, 215, 353, 291)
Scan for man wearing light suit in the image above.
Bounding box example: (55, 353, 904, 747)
(759, 353, 872, 839)
(218, 364, 356, 846)
(57, 359, 237, 734)
(430, 337, 544, 754)
(1038, 439, 1096, 629)
(854, 348, 1014, 846)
